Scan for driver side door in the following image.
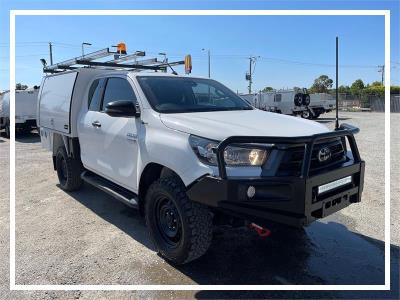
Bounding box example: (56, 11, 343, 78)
(81, 76, 141, 192)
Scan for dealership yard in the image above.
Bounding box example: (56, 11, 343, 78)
(0, 111, 399, 299)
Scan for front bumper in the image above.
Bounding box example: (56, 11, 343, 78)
(187, 123, 365, 228)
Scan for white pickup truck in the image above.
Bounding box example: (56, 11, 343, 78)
(38, 68, 365, 264)
(0, 88, 39, 137)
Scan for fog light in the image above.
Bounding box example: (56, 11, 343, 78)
(247, 186, 256, 198)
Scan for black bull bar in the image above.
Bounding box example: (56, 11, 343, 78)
(187, 123, 365, 227)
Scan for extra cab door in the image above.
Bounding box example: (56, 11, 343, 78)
(79, 76, 141, 192)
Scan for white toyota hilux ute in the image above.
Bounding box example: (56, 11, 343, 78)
(38, 68, 365, 264)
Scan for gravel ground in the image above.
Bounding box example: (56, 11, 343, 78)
(0, 111, 399, 299)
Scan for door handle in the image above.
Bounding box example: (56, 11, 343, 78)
(92, 121, 101, 128)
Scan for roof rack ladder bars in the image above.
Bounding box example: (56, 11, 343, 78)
(44, 48, 113, 72)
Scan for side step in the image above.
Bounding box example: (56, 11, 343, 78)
(81, 171, 139, 209)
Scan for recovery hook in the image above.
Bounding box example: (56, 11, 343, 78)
(249, 222, 271, 238)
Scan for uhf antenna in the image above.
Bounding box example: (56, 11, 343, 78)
(335, 36, 339, 130)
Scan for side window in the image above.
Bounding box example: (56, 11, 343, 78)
(101, 78, 137, 111)
(88, 79, 102, 111)
(274, 94, 282, 102)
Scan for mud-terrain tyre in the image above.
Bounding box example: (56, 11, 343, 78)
(145, 177, 213, 265)
(55, 146, 83, 191)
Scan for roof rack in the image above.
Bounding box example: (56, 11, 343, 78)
(42, 45, 185, 74)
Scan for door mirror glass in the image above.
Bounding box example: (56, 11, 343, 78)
(105, 100, 139, 117)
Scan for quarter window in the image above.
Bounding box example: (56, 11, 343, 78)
(101, 78, 137, 111)
(88, 79, 103, 111)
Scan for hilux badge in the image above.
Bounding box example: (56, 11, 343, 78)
(318, 147, 331, 162)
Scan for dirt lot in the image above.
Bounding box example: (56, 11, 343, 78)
(0, 111, 399, 299)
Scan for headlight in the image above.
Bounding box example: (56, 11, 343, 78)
(189, 135, 269, 166)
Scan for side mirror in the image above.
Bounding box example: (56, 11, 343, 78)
(105, 100, 140, 118)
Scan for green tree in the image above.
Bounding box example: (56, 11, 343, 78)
(16, 83, 28, 90)
(262, 86, 274, 92)
(350, 79, 365, 97)
(371, 81, 382, 87)
(337, 85, 350, 94)
(309, 75, 333, 93)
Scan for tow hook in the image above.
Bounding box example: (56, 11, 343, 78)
(249, 222, 271, 238)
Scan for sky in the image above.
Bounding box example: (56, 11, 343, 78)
(0, 0, 399, 93)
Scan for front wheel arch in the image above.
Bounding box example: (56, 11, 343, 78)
(138, 163, 184, 215)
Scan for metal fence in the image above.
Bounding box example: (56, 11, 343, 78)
(338, 93, 400, 113)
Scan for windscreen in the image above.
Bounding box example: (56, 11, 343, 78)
(137, 76, 253, 113)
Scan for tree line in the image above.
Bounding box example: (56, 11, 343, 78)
(262, 75, 400, 98)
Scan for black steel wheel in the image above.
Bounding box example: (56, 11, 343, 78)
(155, 196, 183, 247)
(145, 177, 213, 264)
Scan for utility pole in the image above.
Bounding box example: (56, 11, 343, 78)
(378, 65, 385, 85)
(49, 42, 53, 65)
(207, 49, 211, 78)
(202, 48, 211, 78)
(246, 56, 258, 94)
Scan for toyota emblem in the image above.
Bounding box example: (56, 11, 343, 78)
(318, 147, 331, 162)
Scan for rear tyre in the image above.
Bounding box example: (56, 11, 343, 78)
(55, 146, 83, 191)
(312, 113, 321, 119)
(5, 120, 10, 139)
(145, 177, 213, 265)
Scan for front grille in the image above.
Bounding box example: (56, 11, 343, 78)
(277, 138, 346, 176)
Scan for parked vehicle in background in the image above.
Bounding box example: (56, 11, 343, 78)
(0, 87, 39, 138)
(240, 88, 310, 116)
(301, 93, 336, 119)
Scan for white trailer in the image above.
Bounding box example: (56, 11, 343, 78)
(302, 93, 336, 119)
(240, 89, 310, 116)
(0, 88, 40, 138)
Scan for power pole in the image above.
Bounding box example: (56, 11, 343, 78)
(49, 42, 53, 65)
(207, 49, 211, 78)
(378, 65, 385, 85)
(202, 48, 211, 78)
(249, 57, 252, 94)
(246, 56, 258, 94)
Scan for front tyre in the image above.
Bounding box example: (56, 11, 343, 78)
(55, 147, 83, 191)
(301, 110, 311, 119)
(145, 177, 213, 265)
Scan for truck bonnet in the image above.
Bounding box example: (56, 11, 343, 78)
(159, 109, 330, 141)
